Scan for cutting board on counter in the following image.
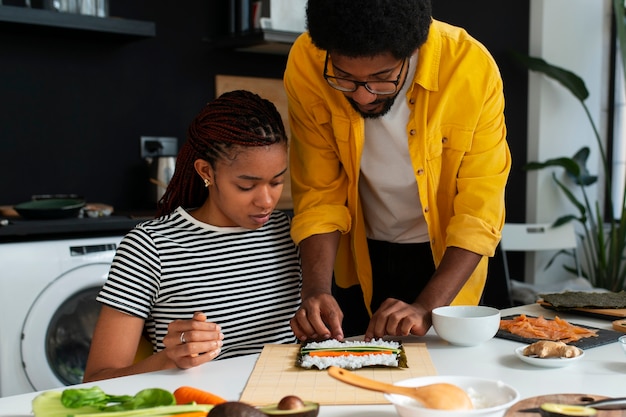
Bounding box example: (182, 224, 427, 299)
(505, 394, 625, 417)
(613, 319, 626, 332)
(239, 343, 436, 406)
(538, 300, 626, 320)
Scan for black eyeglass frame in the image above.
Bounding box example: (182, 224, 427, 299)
(323, 52, 407, 95)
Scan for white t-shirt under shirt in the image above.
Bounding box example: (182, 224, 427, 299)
(96, 206, 301, 359)
(359, 52, 430, 243)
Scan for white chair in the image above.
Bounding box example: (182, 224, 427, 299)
(500, 222, 585, 305)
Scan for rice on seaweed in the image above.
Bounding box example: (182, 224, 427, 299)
(297, 339, 407, 370)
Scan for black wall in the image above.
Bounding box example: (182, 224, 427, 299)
(0, 1, 529, 255)
(430, 2, 530, 307)
(0, 1, 286, 213)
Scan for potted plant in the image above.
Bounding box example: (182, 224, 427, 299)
(511, 1, 626, 292)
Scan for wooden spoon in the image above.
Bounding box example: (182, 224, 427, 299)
(327, 366, 473, 410)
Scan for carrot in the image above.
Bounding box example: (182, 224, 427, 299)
(173, 386, 227, 406)
(308, 350, 393, 357)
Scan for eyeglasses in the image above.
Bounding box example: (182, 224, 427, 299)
(323, 52, 407, 95)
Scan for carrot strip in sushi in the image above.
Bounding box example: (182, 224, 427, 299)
(308, 350, 394, 357)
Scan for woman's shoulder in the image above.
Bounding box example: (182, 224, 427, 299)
(122, 207, 196, 239)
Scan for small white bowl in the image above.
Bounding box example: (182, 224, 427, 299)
(384, 375, 520, 417)
(514, 345, 585, 368)
(432, 306, 501, 346)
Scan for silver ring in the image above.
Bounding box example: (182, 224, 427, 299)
(180, 332, 186, 344)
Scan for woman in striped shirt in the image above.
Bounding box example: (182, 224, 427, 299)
(84, 90, 301, 382)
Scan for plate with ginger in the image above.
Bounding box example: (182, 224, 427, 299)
(514, 341, 585, 368)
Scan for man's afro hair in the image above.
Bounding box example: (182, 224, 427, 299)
(306, 0, 432, 59)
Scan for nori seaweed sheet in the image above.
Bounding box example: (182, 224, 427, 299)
(296, 341, 408, 369)
(539, 290, 626, 308)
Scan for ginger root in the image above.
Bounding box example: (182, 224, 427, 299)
(523, 340, 582, 358)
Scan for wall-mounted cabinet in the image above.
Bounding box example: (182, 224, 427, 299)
(0, 5, 155, 38)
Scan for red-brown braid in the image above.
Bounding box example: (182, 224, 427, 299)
(156, 90, 287, 217)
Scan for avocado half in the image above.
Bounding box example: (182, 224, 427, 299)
(539, 403, 597, 417)
(210, 401, 267, 417)
(258, 396, 320, 417)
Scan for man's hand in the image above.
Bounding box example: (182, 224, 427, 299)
(364, 298, 431, 340)
(290, 292, 344, 341)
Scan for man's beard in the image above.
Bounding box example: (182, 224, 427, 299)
(346, 94, 398, 119)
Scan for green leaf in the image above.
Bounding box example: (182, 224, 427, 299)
(103, 389, 175, 411)
(33, 389, 207, 417)
(33, 391, 100, 417)
(523, 157, 580, 176)
(553, 215, 581, 227)
(570, 147, 598, 186)
(509, 50, 589, 101)
(553, 173, 586, 217)
(61, 387, 130, 409)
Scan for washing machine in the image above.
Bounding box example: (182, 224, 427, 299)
(0, 235, 124, 397)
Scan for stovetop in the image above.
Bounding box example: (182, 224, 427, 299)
(0, 215, 147, 242)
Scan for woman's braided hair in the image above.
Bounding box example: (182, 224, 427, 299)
(157, 90, 287, 216)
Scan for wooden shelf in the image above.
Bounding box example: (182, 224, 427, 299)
(0, 5, 156, 38)
(205, 29, 301, 55)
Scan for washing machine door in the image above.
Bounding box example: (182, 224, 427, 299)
(21, 263, 110, 391)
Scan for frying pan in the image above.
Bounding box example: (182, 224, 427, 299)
(13, 198, 85, 219)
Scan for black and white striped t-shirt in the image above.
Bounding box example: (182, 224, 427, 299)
(97, 206, 302, 359)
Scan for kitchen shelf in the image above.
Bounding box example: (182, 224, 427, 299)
(0, 5, 156, 38)
(205, 29, 301, 55)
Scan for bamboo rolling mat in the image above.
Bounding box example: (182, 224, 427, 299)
(239, 343, 436, 406)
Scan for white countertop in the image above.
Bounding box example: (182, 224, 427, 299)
(1, 303, 624, 416)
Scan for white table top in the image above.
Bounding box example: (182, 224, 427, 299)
(1, 303, 624, 416)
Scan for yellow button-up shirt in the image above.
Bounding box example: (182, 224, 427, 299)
(284, 20, 511, 312)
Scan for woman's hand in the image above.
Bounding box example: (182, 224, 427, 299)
(163, 312, 224, 369)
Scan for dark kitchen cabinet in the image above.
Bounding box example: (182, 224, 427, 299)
(0, 1, 288, 215)
(0, 5, 155, 38)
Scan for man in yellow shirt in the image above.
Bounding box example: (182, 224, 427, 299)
(285, 0, 511, 341)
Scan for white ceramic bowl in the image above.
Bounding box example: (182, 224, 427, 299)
(384, 375, 520, 417)
(432, 306, 501, 346)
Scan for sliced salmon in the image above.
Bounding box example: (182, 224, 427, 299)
(499, 314, 598, 343)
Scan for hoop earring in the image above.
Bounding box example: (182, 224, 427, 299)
(203, 178, 211, 188)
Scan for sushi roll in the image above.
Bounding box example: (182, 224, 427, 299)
(297, 339, 407, 370)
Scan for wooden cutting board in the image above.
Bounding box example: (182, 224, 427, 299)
(539, 300, 626, 320)
(505, 394, 625, 417)
(614, 319, 626, 333)
(239, 343, 436, 406)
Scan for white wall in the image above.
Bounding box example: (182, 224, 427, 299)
(526, 0, 613, 285)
